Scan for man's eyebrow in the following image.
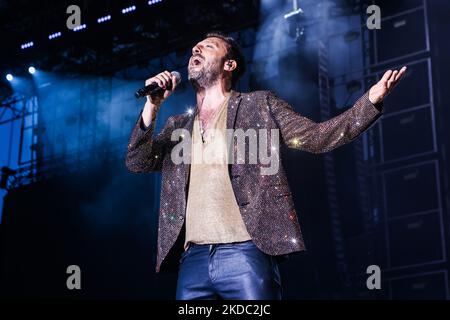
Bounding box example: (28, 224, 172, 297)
(204, 39, 221, 47)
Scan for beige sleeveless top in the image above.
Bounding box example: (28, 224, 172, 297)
(184, 95, 251, 249)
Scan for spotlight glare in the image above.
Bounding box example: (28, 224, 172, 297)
(148, 0, 162, 5)
(6, 74, 13, 81)
(28, 66, 36, 74)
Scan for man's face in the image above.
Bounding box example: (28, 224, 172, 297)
(188, 37, 228, 88)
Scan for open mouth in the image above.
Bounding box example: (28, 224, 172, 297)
(191, 56, 203, 66)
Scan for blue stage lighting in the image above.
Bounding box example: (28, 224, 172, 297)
(28, 66, 36, 74)
(73, 24, 87, 32)
(21, 41, 34, 49)
(148, 0, 162, 5)
(48, 32, 62, 40)
(6, 74, 13, 81)
(122, 5, 136, 14)
(97, 15, 111, 23)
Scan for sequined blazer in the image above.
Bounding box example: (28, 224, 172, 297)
(125, 90, 383, 272)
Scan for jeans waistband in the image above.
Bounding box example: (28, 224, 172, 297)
(189, 240, 253, 250)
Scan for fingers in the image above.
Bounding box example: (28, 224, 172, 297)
(146, 75, 164, 88)
(155, 73, 170, 89)
(389, 66, 407, 90)
(370, 66, 407, 104)
(163, 71, 172, 81)
(391, 66, 407, 90)
(394, 66, 407, 82)
(159, 71, 172, 87)
(381, 66, 407, 91)
(146, 71, 173, 90)
(381, 70, 393, 82)
(154, 76, 165, 88)
(387, 70, 398, 89)
(145, 77, 156, 86)
(171, 74, 178, 91)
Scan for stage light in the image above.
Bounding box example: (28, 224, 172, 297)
(284, 0, 305, 43)
(73, 24, 87, 32)
(6, 74, 13, 81)
(97, 15, 111, 23)
(148, 0, 162, 5)
(48, 32, 62, 40)
(21, 41, 34, 49)
(122, 5, 136, 14)
(28, 66, 36, 74)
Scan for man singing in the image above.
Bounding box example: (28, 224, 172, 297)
(125, 32, 406, 300)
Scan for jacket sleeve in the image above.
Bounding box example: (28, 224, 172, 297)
(267, 91, 383, 154)
(125, 112, 175, 173)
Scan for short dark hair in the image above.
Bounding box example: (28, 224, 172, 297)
(205, 31, 246, 88)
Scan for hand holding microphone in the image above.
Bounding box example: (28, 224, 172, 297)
(136, 70, 181, 99)
(139, 70, 181, 127)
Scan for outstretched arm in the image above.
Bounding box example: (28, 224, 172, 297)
(269, 67, 407, 154)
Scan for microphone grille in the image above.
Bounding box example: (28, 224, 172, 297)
(171, 71, 182, 84)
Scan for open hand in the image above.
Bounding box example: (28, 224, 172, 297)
(369, 66, 407, 105)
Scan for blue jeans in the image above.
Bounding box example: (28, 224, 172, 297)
(175, 240, 282, 300)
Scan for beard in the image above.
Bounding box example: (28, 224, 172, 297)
(188, 59, 223, 89)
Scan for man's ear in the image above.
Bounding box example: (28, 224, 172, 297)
(224, 60, 237, 72)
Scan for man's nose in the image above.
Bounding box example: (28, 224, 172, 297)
(192, 45, 201, 55)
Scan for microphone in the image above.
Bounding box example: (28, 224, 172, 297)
(134, 71, 182, 99)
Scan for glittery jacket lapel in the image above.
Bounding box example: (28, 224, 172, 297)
(125, 90, 383, 272)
